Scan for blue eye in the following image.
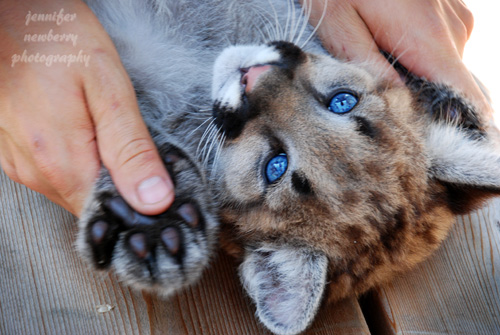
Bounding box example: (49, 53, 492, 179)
(266, 153, 288, 183)
(328, 92, 358, 114)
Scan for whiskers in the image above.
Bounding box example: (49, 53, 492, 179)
(249, 0, 327, 49)
(297, 0, 327, 49)
(195, 117, 226, 178)
(192, 1, 330, 180)
(378, 34, 411, 81)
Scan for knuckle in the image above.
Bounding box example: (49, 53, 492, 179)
(448, 18, 471, 53)
(58, 183, 81, 204)
(456, 20, 470, 45)
(33, 152, 63, 185)
(36, 159, 78, 196)
(460, 5, 474, 31)
(2, 164, 20, 184)
(28, 138, 88, 202)
(114, 137, 158, 171)
(32, 154, 78, 197)
(16, 167, 43, 192)
(0, 153, 16, 179)
(460, 7, 474, 39)
(35, 159, 84, 209)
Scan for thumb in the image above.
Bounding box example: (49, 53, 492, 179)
(84, 54, 174, 216)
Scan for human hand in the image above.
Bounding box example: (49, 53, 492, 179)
(0, 0, 174, 216)
(304, 0, 493, 117)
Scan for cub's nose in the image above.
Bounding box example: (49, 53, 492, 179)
(240, 65, 272, 94)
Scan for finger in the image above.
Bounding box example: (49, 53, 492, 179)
(439, 1, 471, 57)
(84, 52, 174, 216)
(449, 0, 474, 39)
(308, 0, 401, 83)
(352, 0, 490, 116)
(372, 28, 491, 116)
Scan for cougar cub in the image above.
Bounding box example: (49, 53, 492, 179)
(78, 1, 500, 334)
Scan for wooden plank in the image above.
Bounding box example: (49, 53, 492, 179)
(0, 170, 370, 335)
(362, 198, 500, 335)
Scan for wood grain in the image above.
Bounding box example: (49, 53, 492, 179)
(0, 170, 370, 335)
(362, 198, 500, 335)
(4, 163, 497, 335)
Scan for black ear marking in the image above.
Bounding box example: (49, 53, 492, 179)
(444, 183, 500, 215)
(383, 52, 485, 138)
(268, 41, 306, 72)
(410, 82, 484, 137)
(212, 98, 253, 139)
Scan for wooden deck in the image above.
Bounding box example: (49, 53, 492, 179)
(1, 168, 499, 335)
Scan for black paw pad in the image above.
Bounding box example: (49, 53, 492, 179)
(88, 219, 120, 269)
(91, 220, 108, 244)
(177, 203, 199, 228)
(78, 138, 218, 296)
(165, 153, 180, 164)
(161, 227, 181, 255)
(106, 197, 134, 224)
(129, 233, 149, 259)
(105, 196, 156, 226)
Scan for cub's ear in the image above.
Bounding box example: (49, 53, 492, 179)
(239, 243, 328, 335)
(392, 59, 500, 214)
(426, 123, 500, 214)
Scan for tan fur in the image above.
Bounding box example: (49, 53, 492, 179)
(216, 51, 472, 303)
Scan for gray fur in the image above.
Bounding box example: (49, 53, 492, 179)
(76, 1, 500, 335)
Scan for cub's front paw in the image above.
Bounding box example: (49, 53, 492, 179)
(77, 146, 218, 296)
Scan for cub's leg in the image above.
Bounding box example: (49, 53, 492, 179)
(77, 142, 218, 296)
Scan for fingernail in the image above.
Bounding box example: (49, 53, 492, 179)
(137, 176, 171, 205)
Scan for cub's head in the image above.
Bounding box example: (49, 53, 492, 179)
(211, 41, 500, 335)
